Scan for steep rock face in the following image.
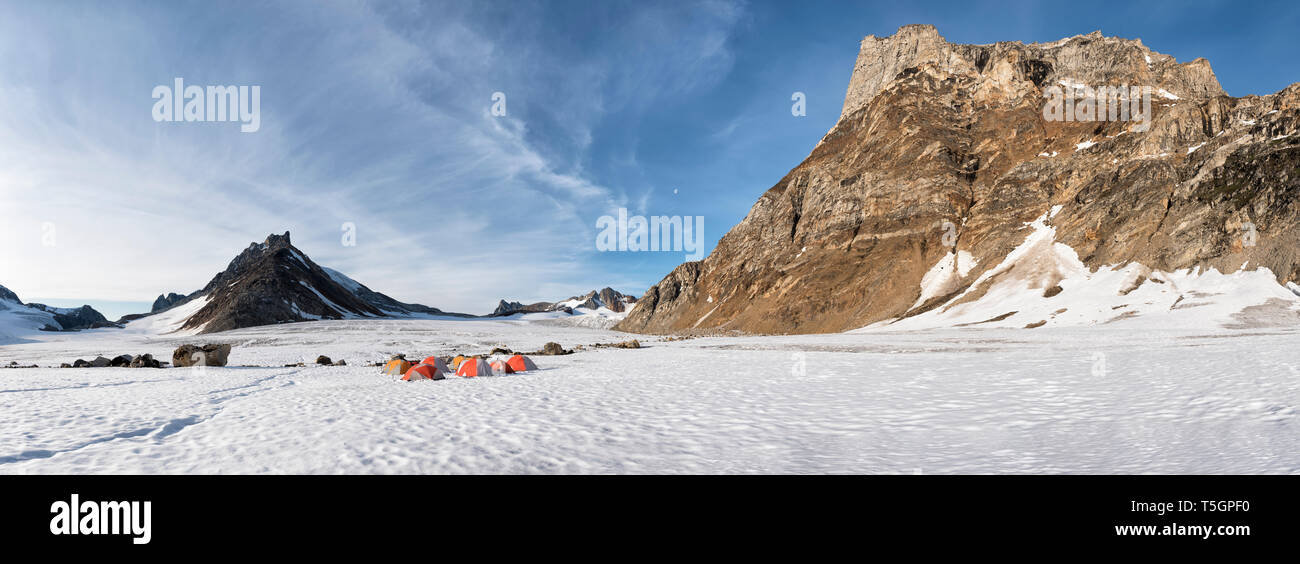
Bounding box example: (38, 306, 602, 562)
(619, 25, 1300, 334)
(151, 292, 187, 312)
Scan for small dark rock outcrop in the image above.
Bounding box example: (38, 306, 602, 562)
(151, 292, 188, 313)
(535, 342, 573, 356)
(109, 354, 134, 367)
(129, 354, 162, 368)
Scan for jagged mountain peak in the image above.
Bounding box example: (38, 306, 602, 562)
(159, 232, 466, 334)
(492, 287, 638, 316)
(840, 25, 1224, 122)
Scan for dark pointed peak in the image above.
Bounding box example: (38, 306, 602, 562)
(264, 231, 291, 249)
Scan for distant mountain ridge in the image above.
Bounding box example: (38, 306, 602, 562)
(492, 287, 637, 316)
(0, 284, 116, 342)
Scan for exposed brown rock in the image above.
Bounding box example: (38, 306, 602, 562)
(535, 342, 572, 356)
(173, 344, 232, 367)
(618, 25, 1300, 335)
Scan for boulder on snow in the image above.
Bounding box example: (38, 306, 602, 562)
(110, 354, 134, 367)
(129, 354, 162, 368)
(72, 359, 92, 368)
(172, 344, 232, 367)
(333, 359, 347, 366)
(90, 356, 112, 368)
(316, 355, 332, 365)
(537, 342, 572, 356)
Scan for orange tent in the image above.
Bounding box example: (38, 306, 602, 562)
(490, 359, 515, 374)
(506, 354, 538, 372)
(421, 356, 452, 373)
(382, 359, 413, 376)
(451, 355, 467, 369)
(455, 357, 493, 378)
(402, 363, 445, 381)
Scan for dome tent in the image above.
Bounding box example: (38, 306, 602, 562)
(455, 357, 493, 378)
(506, 354, 539, 372)
(382, 358, 413, 376)
(402, 363, 445, 381)
(421, 356, 452, 373)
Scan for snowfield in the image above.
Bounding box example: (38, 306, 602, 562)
(1, 316, 1297, 474)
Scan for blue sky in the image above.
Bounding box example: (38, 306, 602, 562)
(1, 0, 1297, 318)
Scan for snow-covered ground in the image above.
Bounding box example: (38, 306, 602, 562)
(1, 315, 1297, 474)
(870, 207, 1300, 332)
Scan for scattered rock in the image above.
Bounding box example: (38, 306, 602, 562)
(172, 344, 232, 367)
(588, 339, 642, 349)
(60, 363, 72, 368)
(316, 355, 332, 365)
(535, 342, 573, 356)
(90, 356, 112, 368)
(129, 354, 162, 368)
(333, 359, 347, 366)
(72, 359, 92, 368)
(489, 347, 512, 356)
(110, 354, 134, 367)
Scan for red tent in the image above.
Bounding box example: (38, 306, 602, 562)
(402, 363, 445, 381)
(455, 358, 493, 378)
(506, 354, 539, 372)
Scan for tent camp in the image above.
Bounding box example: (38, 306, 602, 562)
(402, 363, 445, 381)
(506, 354, 539, 372)
(421, 356, 452, 373)
(382, 359, 413, 376)
(455, 357, 493, 378)
(451, 355, 467, 369)
(489, 359, 515, 374)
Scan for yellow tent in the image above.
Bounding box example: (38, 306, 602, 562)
(382, 359, 413, 376)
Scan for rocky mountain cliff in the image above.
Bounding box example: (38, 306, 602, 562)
(171, 232, 466, 334)
(618, 25, 1300, 334)
(492, 287, 637, 316)
(151, 292, 188, 313)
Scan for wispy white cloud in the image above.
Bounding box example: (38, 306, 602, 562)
(0, 0, 746, 313)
